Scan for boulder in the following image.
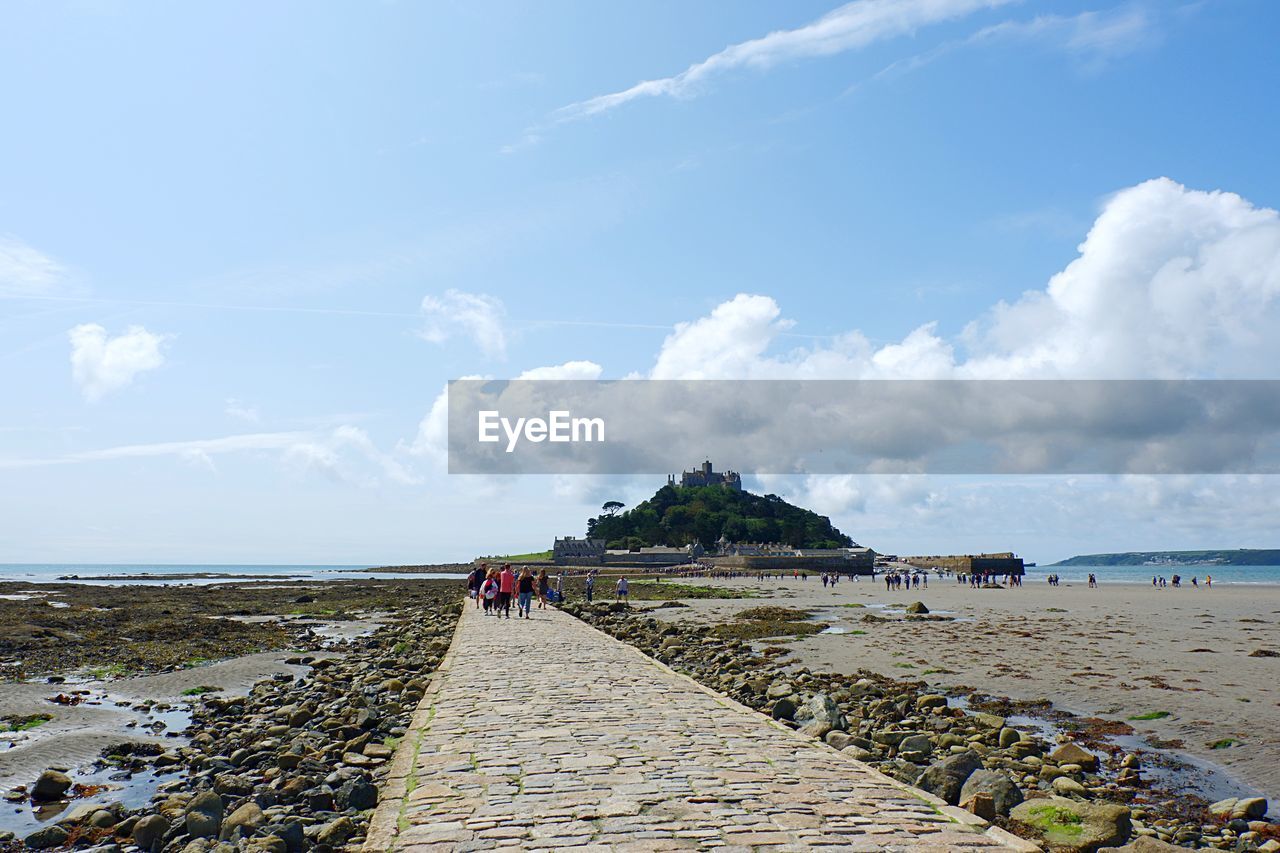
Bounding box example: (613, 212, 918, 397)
(316, 816, 357, 846)
(1053, 776, 1091, 798)
(1049, 742, 1099, 772)
(798, 693, 846, 730)
(962, 791, 997, 821)
(916, 694, 948, 710)
(824, 730, 856, 750)
(898, 734, 933, 763)
(32, 769, 72, 801)
(1232, 797, 1268, 820)
(960, 769, 1024, 816)
(916, 750, 983, 805)
(23, 825, 70, 849)
(905, 601, 930, 614)
(185, 790, 224, 839)
(770, 696, 797, 720)
(220, 802, 265, 839)
(336, 777, 378, 810)
(1009, 796, 1130, 852)
(133, 813, 170, 850)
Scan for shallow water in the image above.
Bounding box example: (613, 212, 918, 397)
(947, 695, 1268, 807)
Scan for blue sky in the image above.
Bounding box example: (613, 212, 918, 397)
(3, 0, 1279, 564)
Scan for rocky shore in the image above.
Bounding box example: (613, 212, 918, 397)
(0, 581, 460, 853)
(563, 600, 1279, 852)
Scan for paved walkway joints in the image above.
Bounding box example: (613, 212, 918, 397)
(366, 602, 1032, 852)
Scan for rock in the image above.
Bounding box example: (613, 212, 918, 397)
(1049, 742, 1099, 772)
(185, 789, 224, 839)
(960, 769, 1024, 816)
(90, 808, 117, 828)
(133, 813, 171, 849)
(247, 835, 288, 853)
(1231, 797, 1268, 820)
(916, 751, 983, 805)
(1257, 840, 1280, 853)
(32, 769, 72, 801)
(220, 801, 265, 839)
(846, 746, 877, 762)
(765, 680, 794, 700)
(1009, 796, 1130, 852)
(916, 694, 948, 710)
(316, 816, 357, 846)
(999, 727, 1022, 748)
(800, 693, 846, 731)
(962, 791, 997, 821)
(770, 696, 797, 720)
(23, 824, 70, 849)
(905, 601, 930, 614)
(974, 712, 1006, 729)
(1208, 797, 1238, 817)
(898, 734, 933, 763)
(1053, 776, 1091, 797)
(336, 777, 378, 810)
(824, 730, 856, 750)
(800, 719, 833, 739)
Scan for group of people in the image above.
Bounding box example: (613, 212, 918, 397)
(466, 564, 635, 615)
(1152, 574, 1211, 588)
(957, 571, 1022, 588)
(466, 563, 561, 619)
(883, 571, 927, 590)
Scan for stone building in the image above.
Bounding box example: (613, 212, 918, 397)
(669, 460, 742, 491)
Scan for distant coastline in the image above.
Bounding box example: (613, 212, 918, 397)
(1052, 548, 1280, 567)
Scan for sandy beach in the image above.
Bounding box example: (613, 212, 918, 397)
(639, 575, 1280, 804)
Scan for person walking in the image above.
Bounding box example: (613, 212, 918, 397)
(585, 572, 595, 602)
(517, 567, 536, 618)
(616, 575, 629, 604)
(481, 568, 499, 614)
(467, 563, 485, 608)
(537, 569, 550, 609)
(497, 563, 516, 619)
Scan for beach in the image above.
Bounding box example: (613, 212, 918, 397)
(639, 575, 1280, 803)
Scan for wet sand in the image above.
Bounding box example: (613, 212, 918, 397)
(645, 576, 1280, 802)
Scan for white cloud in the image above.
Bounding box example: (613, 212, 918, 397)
(68, 323, 169, 402)
(647, 179, 1280, 382)
(0, 425, 421, 486)
(555, 0, 1013, 123)
(224, 398, 260, 423)
(0, 236, 67, 297)
(419, 289, 507, 359)
(876, 7, 1156, 82)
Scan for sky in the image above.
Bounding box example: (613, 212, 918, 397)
(2, 0, 1279, 565)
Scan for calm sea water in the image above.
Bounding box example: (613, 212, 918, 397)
(0, 563, 466, 586)
(1028, 564, 1280, 585)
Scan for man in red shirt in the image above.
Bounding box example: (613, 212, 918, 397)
(497, 563, 516, 619)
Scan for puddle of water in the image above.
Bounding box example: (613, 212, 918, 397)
(820, 626, 849, 634)
(1, 766, 172, 838)
(946, 695, 1262, 806)
(0, 692, 193, 838)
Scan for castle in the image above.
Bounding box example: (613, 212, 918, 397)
(669, 460, 742, 491)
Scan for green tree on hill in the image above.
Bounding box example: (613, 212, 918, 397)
(586, 484, 853, 550)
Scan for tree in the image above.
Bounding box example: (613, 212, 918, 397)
(601, 500, 625, 517)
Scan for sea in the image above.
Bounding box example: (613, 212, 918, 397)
(1025, 564, 1280, 585)
(0, 563, 467, 586)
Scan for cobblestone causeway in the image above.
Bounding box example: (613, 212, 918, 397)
(366, 602, 1031, 852)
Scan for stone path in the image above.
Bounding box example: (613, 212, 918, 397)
(366, 602, 1032, 852)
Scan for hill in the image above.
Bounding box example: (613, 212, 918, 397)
(586, 484, 854, 550)
(1051, 549, 1280, 567)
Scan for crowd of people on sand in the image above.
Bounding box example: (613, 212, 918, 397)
(1150, 573, 1211, 588)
